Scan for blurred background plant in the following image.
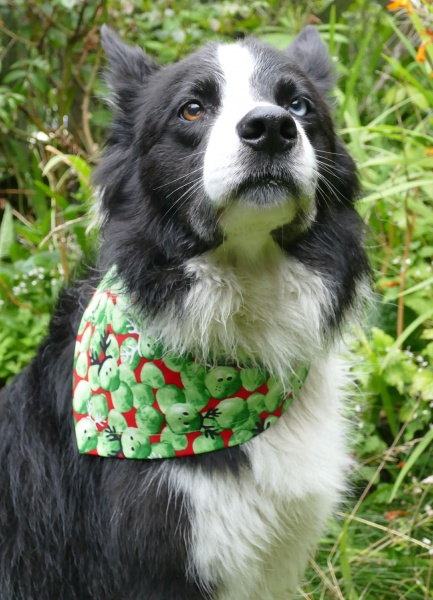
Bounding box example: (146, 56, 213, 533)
(0, 0, 432, 597)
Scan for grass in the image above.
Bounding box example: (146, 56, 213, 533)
(300, 422, 433, 598)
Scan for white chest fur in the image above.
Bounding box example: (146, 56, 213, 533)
(149, 241, 334, 382)
(174, 357, 350, 598)
(150, 244, 350, 598)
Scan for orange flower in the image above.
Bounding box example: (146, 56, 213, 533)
(416, 40, 429, 62)
(386, 0, 414, 13)
(385, 510, 409, 522)
(426, 148, 433, 156)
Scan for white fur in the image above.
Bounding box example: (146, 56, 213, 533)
(218, 197, 316, 261)
(150, 238, 349, 598)
(149, 246, 334, 382)
(203, 43, 318, 209)
(145, 40, 356, 598)
(292, 123, 318, 199)
(203, 43, 264, 204)
(168, 357, 350, 598)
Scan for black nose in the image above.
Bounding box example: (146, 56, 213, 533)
(236, 106, 297, 153)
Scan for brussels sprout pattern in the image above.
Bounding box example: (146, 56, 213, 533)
(73, 270, 310, 459)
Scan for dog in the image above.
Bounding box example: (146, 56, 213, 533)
(0, 25, 369, 599)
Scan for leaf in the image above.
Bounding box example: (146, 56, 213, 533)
(259, 33, 292, 50)
(339, 22, 375, 124)
(386, 276, 433, 300)
(34, 181, 68, 210)
(361, 179, 433, 204)
(381, 307, 433, 371)
(358, 434, 388, 457)
(372, 327, 395, 352)
(0, 202, 15, 260)
(383, 55, 433, 103)
(384, 361, 417, 392)
(59, 0, 79, 7)
(42, 153, 92, 198)
(389, 427, 433, 502)
(410, 368, 433, 399)
(27, 72, 49, 95)
(405, 420, 427, 442)
(2, 69, 27, 84)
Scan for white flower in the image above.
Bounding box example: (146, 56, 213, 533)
(35, 131, 50, 142)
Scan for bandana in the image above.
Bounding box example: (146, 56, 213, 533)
(73, 269, 309, 459)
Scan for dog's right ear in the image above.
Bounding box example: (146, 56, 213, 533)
(285, 26, 335, 96)
(100, 25, 158, 103)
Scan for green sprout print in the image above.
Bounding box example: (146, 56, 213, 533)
(204, 366, 242, 399)
(73, 269, 310, 460)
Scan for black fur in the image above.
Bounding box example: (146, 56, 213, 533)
(0, 27, 369, 599)
(285, 26, 336, 96)
(0, 282, 225, 599)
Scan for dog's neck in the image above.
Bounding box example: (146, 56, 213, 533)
(216, 202, 295, 265)
(147, 251, 334, 381)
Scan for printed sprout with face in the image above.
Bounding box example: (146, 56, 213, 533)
(165, 397, 253, 437)
(121, 428, 151, 459)
(90, 330, 120, 392)
(165, 403, 202, 434)
(165, 403, 223, 438)
(120, 317, 163, 365)
(204, 366, 242, 399)
(75, 418, 98, 453)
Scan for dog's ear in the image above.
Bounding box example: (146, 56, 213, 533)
(100, 25, 158, 102)
(285, 26, 335, 95)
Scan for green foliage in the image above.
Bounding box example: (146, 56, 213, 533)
(1, 0, 433, 597)
(0, 254, 62, 379)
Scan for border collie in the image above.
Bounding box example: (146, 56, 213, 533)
(0, 26, 369, 599)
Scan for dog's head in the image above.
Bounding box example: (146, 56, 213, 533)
(95, 27, 367, 332)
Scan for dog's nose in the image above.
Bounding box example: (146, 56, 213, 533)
(236, 106, 298, 153)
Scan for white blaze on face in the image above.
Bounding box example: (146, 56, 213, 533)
(203, 42, 318, 209)
(203, 43, 268, 203)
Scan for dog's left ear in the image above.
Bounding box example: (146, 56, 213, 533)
(100, 25, 159, 104)
(285, 26, 335, 95)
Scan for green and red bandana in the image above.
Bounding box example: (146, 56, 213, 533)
(73, 269, 309, 460)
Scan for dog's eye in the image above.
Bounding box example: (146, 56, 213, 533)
(180, 102, 205, 122)
(289, 98, 309, 117)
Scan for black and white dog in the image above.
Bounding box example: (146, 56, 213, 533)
(0, 26, 369, 599)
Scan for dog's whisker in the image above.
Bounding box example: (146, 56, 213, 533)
(315, 161, 348, 186)
(314, 170, 344, 202)
(314, 148, 347, 158)
(169, 181, 204, 219)
(316, 164, 340, 180)
(165, 176, 204, 198)
(152, 167, 203, 190)
(178, 150, 206, 160)
(155, 179, 204, 227)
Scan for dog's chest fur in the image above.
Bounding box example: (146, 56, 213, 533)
(173, 356, 349, 598)
(150, 241, 333, 380)
(152, 248, 349, 597)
